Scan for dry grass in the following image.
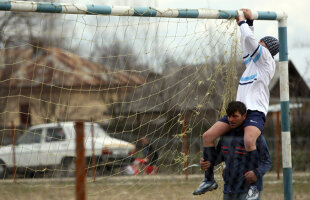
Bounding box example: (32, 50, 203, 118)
(0, 173, 309, 200)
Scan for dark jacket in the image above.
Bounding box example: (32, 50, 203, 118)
(142, 144, 158, 166)
(214, 126, 271, 194)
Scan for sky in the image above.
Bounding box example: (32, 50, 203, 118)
(96, 0, 310, 49)
(61, 0, 310, 76)
(73, 0, 310, 110)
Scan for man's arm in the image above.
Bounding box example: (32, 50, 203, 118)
(254, 135, 272, 178)
(244, 135, 272, 183)
(200, 139, 224, 171)
(237, 10, 249, 58)
(237, 9, 260, 58)
(242, 9, 254, 32)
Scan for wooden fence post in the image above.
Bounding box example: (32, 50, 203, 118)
(75, 121, 86, 200)
(182, 115, 188, 180)
(91, 119, 96, 181)
(11, 121, 17, 182)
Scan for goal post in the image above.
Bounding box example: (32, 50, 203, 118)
(278, 17, 292, 200)
(0, 1, 291, 199)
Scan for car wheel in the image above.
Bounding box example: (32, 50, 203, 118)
(0, 161, 7, 179)
(62, 157, 76, 177)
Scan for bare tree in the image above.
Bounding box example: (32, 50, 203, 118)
(0, 11, 77, 127)
(91, 39, 145, 71)
(0, 13, 24, 127)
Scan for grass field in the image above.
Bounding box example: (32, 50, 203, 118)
(1, 172, 309, 200)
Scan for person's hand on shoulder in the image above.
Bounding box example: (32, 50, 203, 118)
(200, 157, 211, 171)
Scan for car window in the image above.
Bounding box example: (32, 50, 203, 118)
(17, 129, 42, 144)
(46, 127, 66, 142)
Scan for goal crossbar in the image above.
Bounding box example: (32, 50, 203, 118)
(0, 0, 287, 20)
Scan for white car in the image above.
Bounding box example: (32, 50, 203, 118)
(0, 122, 136, 178)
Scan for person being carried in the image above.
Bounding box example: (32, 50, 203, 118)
(194, 101, 271, 200)
(193, 9, 279, 195)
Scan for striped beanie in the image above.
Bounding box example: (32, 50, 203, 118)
(260, 36, 280, 57)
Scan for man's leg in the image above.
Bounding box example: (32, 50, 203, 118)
(246, 187, 261, 200)
(193, 121, 230, 195)
(203, 121, 230, 180)
(244, 126, 261, 200)
(223, 193, 255, 200)
(223, 192, 261, 200)
(203, 121, 230, 147)
(244, 126, 261, 171)
(244, 126, 261, 152)
(223, 193, 238, 200)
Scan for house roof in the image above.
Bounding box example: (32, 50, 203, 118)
(269, 59, 310, 99)
(289, 47, 310, 89)
(0, 46, 145, 88)
(115, 72, 166, 113)
(115, 65, 222, 114)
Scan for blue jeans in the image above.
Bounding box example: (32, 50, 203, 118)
(223, 192, 261, 200)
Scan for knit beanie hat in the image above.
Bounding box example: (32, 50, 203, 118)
(260, 36, 280, 57)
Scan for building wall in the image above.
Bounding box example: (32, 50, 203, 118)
(0, 87, 125, 127)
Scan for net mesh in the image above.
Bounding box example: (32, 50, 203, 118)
(0, 5, 244, 200)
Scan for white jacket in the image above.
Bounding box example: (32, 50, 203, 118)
(236, 22, 276, 116)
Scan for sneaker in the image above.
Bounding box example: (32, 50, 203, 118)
(246, 185, 260, 200)
(193, 179, 218, 195)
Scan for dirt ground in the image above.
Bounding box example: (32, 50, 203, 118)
(0, 172, 309, 200)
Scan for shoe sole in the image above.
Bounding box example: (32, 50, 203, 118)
(193, 184, 218, 195)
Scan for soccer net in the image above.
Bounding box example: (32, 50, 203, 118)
(0, 1, 244, 199)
